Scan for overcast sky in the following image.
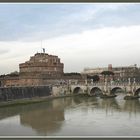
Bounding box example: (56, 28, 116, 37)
(0, 3, 140, 74)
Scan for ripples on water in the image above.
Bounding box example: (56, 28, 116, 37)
(0, 93, 140, 136)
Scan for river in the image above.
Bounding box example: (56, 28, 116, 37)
(0, 93, 140, 136)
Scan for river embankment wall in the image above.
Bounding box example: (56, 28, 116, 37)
(0, 86, 52, 102)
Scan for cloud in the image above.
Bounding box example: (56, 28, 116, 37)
(0, 49, 9, 55)
(45, 25, 140, 72)
(0, 41, 41, 74)
(0, 4, 139, 42)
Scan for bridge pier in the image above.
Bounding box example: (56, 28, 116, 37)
(101, 91, 117, 99)
(123, 91, 139, 100)
(124, 82, 139, 100)
(124, 94, 139, 100)
(100, 86, 117, 98)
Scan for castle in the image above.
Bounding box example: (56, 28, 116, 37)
(0, 52, 64, 87)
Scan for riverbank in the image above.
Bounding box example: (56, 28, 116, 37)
(0, 94, 81, 108)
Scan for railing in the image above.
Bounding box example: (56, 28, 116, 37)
(69, 82, 140, 87)
(2, 81, 140, 88)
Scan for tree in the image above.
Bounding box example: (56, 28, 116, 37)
(101, 71, 114, 76)
(87, 75, 100, 82)
(101, 71, 114, 82)
(8, 71, 19, 77)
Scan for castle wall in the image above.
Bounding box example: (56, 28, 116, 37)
(19, 53, 64, 76)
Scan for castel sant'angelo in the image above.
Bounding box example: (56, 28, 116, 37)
(2, 52, 63, 86)
(20, 52, 64, 79)
(0, 50, 82, 87)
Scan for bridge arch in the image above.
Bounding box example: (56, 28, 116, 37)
(90, 87, 103, 96)
(111, 87, 123, 94)
(73, 87, 83, 94)
(134, 88, 140, 96)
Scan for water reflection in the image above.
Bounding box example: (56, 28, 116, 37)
(0, 100, 65, 135)
(20, 98, 81, 135)
(123, 100, 140, 117)
(0, 95, 139, 136)
(100, 98, 121, 114)
(20, 103, 64, 135)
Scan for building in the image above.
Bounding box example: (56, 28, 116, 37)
(0, 52, 64, 87)
(112, 64, 140, 82)
(81, 67, 107, 75)
(81, 67, 108, 82)
(19, 53, 63, 78)
(81, 64, 140, 82)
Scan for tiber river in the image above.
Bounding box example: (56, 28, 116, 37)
(0, 93, 140, 137)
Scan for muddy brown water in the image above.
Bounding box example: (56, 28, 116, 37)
(0, 93, 140, 136)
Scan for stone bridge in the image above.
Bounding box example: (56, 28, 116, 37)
(70, 82, 140, 97)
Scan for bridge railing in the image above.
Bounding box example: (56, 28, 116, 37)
(69, 82, 140, 87)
